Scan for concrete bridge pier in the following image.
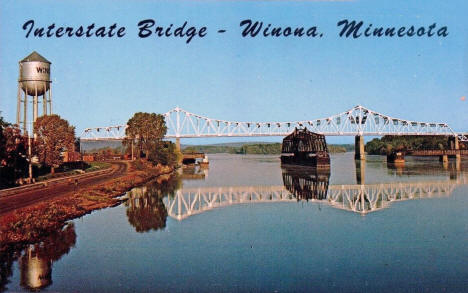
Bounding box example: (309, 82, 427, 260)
(455, 157, 461, 171)
(448, 136, 460, 160)
(439, 155, 449, 163)
(355, 160, 366, 185)
(176, 138, 181, 152)
(175, 138, 182, 165)
(354, 135, 366, 160)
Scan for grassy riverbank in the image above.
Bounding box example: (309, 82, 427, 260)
(35, 162, 111, 182)
(0, 160, 174, 247)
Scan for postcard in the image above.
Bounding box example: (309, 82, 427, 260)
(0, 1, 467, 292)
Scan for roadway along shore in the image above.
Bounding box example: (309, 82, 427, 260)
(0, 160, 176, 247)
(0, 161, 126, 214)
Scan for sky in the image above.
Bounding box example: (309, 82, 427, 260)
(0, 0, 467, 144)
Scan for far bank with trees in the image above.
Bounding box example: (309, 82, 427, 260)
(365, 135, 466, 155)
(184, 143, 351, 155)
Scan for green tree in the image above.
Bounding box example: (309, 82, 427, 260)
(365, 135, 450, 155)
(147, 141, 180, 167)
(0, 121, 29, 187)
(124, 112, 167, 159)
(34, 115, 75, 174)
(0, 114, 10, 163)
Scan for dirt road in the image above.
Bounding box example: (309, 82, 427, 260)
(0, 161, 128, 215)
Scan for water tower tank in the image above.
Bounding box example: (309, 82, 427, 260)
(19, 51, 51, 95)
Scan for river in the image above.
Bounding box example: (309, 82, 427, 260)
(1, 153, 467, 292)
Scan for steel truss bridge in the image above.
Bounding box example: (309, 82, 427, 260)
(163, 179, 465, 220)
(80, 105, 468, 141)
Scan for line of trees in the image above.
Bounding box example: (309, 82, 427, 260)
(184, 143, 349, 154)
(365, 135, 455, 155)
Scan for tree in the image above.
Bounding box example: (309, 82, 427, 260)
(147, 141, 180, 167)
(0, 114, 10, 163)
(34, 115, 75, 174)
(124, 112, 167, 159)
(3, 126, 27, 168)
(0, 115, 29, 187)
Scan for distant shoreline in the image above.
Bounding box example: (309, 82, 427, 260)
(182, 143, 353, 155)
(81, 140, 354, 155)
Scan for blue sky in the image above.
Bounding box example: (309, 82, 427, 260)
(0, 0, 466, 144)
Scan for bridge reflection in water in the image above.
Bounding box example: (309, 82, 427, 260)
(164, 169, 467, 220)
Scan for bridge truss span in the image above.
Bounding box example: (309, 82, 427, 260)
(458, 133, 468, 142)
(81, 105, 460, 141)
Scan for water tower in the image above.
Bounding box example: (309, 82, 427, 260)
(16, 51, 53, 134)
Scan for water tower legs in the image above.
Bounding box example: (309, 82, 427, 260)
(42, 95, 47, 115)
(354, 135, 366, 160)
(17, 81, 52, 135)
(33, 86, 38, 138)
(16, 84, 21, 126)
(23, 91, 28, 134)
(42, 81, 47, 115)
(33, 86, 38, 123)
(49, 85, 53, 114)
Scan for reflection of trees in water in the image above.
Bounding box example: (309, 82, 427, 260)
(0, 247, 17, 292)
(0, 223, 76, 292)
(281, 164, 330, 201)
(125, 174, 181, 233)
(180, 165, 207, 181)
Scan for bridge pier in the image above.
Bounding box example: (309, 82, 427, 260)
(439, 155, 448, 163)
(175, 138, 181, 152)
(355, 160, 366, 185)
(354, 135, 365, 160)
(175, 138, 182, 165)
(448, 136, 460, 160)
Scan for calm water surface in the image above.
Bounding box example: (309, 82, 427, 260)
(2, 153, 468, 292)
